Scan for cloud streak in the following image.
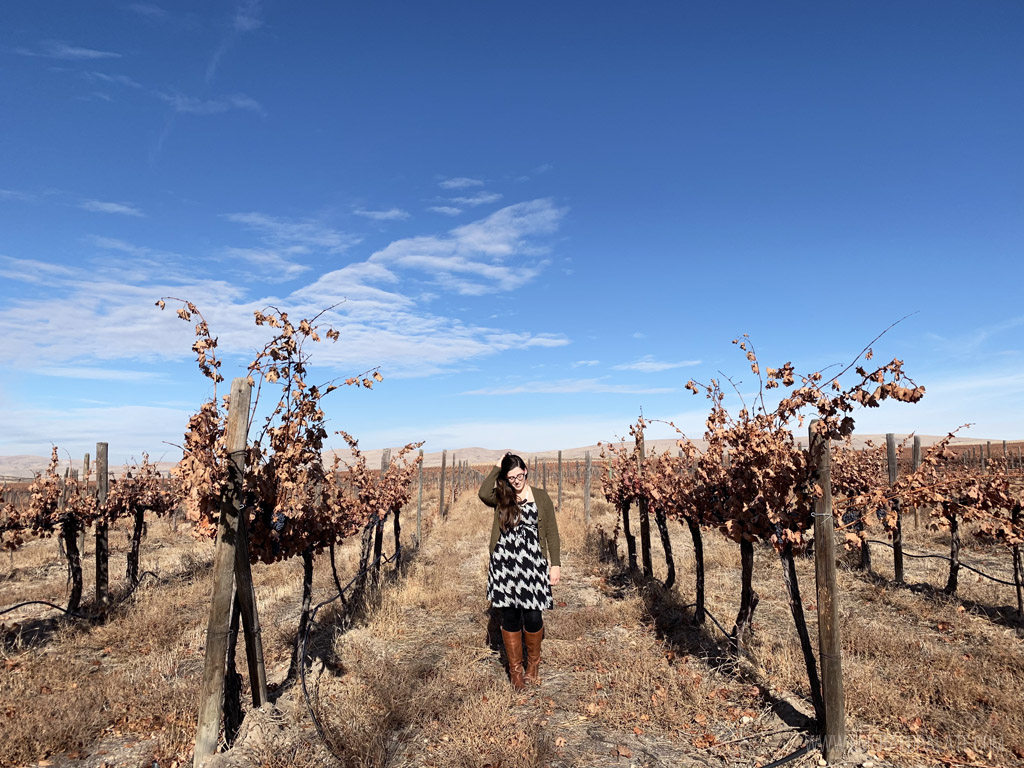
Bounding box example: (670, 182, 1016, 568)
(612, 355, 702, 373)
(463, 378, 674, 395)
(353, 207, 410, 221)
(450, 191, 503, 207)
(80, 199, 146, 217)
(439, 177, 483, 189)
(369, 199, 566, 295)
(157, 91, 264, 115)
(17, 40, 121, 60)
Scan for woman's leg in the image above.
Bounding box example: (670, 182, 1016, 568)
(522, 609, 543, 633)
(500, 606, 524, 633)
(523, 609, 544, 684)
(499, 607, 525, 689)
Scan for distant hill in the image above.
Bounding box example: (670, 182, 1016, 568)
(0, 434, 1002, 479)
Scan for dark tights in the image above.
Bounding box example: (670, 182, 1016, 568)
(500, 607, 543, 634)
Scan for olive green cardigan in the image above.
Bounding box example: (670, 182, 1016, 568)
(478, 465, 561, 567)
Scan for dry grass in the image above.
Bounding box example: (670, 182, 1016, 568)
(3, 481, 1024, 767)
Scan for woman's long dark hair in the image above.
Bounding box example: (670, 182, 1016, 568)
(496, 453, 528, 532)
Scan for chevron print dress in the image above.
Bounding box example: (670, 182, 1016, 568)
(487, 500, 554, 610)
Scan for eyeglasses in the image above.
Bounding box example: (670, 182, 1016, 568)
(507, 472, 527, 483)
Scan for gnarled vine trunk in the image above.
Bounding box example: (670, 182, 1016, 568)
(733, 539, 759, 647)
(687, 519, 705, 625)
(780, 542, 825, 725)
(621, 502, 638, 572)
(126, 507, 146, 586)
(60, 517, 83, 612)
(1013, 504, 1023, 618)
(287, 546, 315, 682)
(652, 505, 675, 589)
(944, 505, 960, 595)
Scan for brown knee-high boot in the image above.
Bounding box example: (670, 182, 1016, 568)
(501, 629, 525, 690)
(524, 628, 543, 684)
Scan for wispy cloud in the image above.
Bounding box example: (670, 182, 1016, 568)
(450, 191, 503, 207)
(613, 355, 701, 373)
(224, 212, 358, 254)
(463, 378, 674, 395)
(428, 206, 462, 216)
(927, 317, 1024, 357)
(17, 40, 121, 60)
(0, 202, 570, 385)
(370, 198, 566, 295)
(0, 189, 33, 202)
(82, 71, 143, 89)
(33, 366, 164, 381)
(353, 207, 410, 221)
(126, 3, 169, 20)
(0, 255, 78, 285)
(221, 247, 311, 281)
(157, 91, 264, 115)
(439, 177, 483, 189)
(80, 199, 145, 217)
(573, 360, 600, 367)
(207, 0, 263, 82)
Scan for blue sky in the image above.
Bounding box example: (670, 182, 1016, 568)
(2, 1, 1023, 463)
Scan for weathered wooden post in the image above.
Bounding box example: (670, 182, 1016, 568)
(438, 449, 447, 519)
(557, 450, 563, 512)
(79, 452, 90, 555)
(95, 442, 110, 608)
(195, 378, 262, 766)
(912, 436, 922, 528)
(583, 451, 592, 525)
(450, 452, 458, 504)
(810, 421, 846, 762)
(416, 449, 424, 545)
(886, 434, 903, 583)
(373, 449, 390, 575)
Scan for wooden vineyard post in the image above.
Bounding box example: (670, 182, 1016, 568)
(557, 450, 563, 512)
(810, 421, 846, 762)
(195, 378, 262, 766)
(232, 462, 268, 710)
(450, 452, 457, 505)
(372, 449, 390, 577)
(95, 442, 110, 608)
(583, 451, 592, 525)
(887, 434, 904, 584)
(912, 436, 922, 528)
(542, 459, 547, 490)
(635, 430, 653, 578)
(79, 452, 90, 556)
(416, 449, 424, 545)
(438, 449, 447, 519)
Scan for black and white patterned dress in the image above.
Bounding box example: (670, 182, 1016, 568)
(487, 500, 554, 610)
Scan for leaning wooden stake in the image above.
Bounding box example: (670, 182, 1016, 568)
(887, 433, 903, 584)
(438, 449, 447, 519)
(912, 436, 922, 529)
(416, 449, 424, 544)
(195, 378, 256, 766)
(79, 452, 90, 555)
(583, 451, 592, 524)
(810, 421, 846, 762)
(557, 450, 563, 512)
(95, 442, 110, 608)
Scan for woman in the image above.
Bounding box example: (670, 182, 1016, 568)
(478, 453, 561, 690)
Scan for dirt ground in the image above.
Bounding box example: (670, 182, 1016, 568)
(2, 482, 1023, 768)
